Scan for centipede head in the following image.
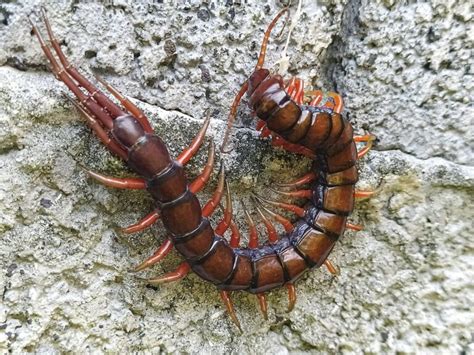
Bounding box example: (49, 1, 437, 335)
(247, 68, 270, 97)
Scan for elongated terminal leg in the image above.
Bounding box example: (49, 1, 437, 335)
(41, 8, 126, 120)
(30, 16, 114, 131)
(65, 96, 127, 160)
(94, 75, 154, 133)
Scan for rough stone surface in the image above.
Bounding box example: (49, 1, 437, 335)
(0, 0, 473, 353)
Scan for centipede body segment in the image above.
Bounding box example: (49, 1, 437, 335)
(31, 7, 375, 330)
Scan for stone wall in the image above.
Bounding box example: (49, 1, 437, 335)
(0, 0, 472, 353)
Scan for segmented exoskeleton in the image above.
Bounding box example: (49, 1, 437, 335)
(30, 7, 375, 331)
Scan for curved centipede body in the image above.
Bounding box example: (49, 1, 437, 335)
(30, 7, 375, 330)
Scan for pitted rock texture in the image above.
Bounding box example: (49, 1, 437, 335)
(0, 0, 473, 353)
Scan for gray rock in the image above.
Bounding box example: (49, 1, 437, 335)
(0, 0, 472, 353)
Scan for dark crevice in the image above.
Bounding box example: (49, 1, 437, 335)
(320, 0, 363, 93)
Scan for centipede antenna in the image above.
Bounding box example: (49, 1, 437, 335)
(220, 80, 249, 154)
(255, 7, 289, 70)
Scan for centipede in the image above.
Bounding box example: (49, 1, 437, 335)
(30, 7, 376, 331)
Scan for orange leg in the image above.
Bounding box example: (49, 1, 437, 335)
(220, 291, 242, 332)
(215, 182, 233, 236)
(326, 92, 344, 114)
(271, 187, 312, 199)
(253, 193, 305, 218)
(188, 141, 216, 193)
(133, 238, 173, 272)
(83, 169, 146, 189)
(271, 135, 316, 158)
(243, 205, 268, 320)
(355, 134, 376, 159)
(306, 90, 323, 106)
(286, 283, 297, 312)
(346, 222, 363, 231)
(252, 199, 294, 234)
(122, 210, 160, 234)
(256, 293, 269, 320)
(148, 262, 190, 285)
(202, 165, 225, 217)
(94, 75, 154, 133)
(177, 112, 211, 165)
(221, 80, 249, 153)
(255, 205, 278, 244)
(285, 77, 304, 105)
(229, 220, 241, 248)
(276, 172, 316, 188)
(355, 190, 376, 199)
(324, 260, 340, 276)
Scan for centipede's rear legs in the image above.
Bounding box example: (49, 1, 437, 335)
(30, 10, 130, 160)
